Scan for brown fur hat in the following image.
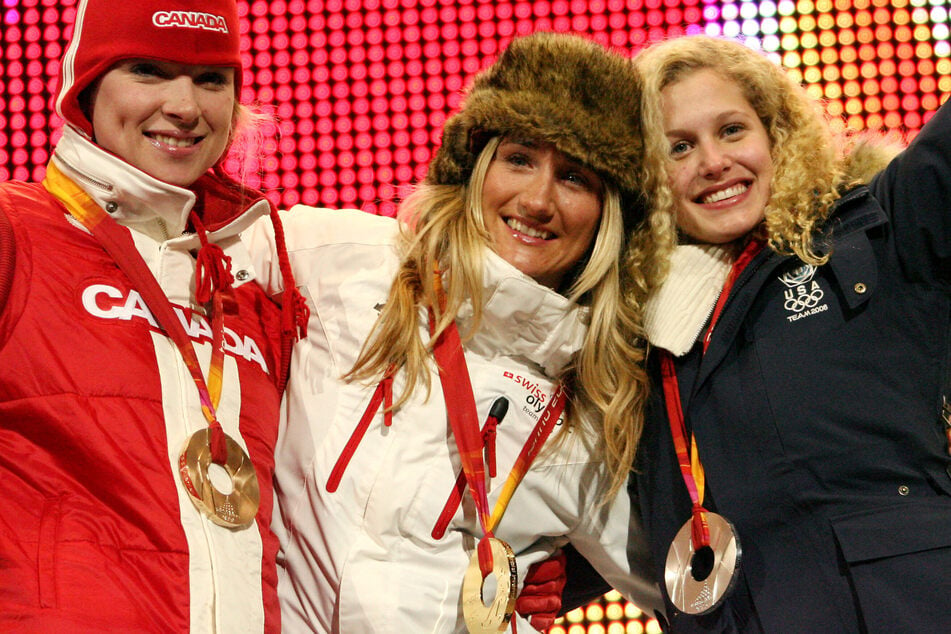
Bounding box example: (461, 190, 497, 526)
(426, 31, 643, 201)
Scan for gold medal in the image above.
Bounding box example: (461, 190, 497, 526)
(462, 537, 518, 634)
(664, 512, 741, 615)
(178, 428, 260, 529)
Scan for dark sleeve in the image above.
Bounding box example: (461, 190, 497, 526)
(559, 542, 612, 615)
(869, 95, 951, 282)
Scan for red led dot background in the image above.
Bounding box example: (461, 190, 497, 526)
(0, 0, 948, 630)
(1, 0, 948, 215)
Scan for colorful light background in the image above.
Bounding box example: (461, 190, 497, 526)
(1, 0, 948, 629)
(2, 0, 948, 215)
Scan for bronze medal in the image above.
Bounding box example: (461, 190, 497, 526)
(664, 512, 741, 615)
(462, 537, 518, 633)
(178, 428, 260, 529)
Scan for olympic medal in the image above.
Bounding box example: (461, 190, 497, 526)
(178, 428, 260, 529)
(664, 512, 741, 615)
(462, 537, 518, 634)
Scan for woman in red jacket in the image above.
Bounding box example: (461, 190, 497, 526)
(0, 1, 303, 631)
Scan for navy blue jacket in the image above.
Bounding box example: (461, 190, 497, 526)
(636, 97, 951, 632)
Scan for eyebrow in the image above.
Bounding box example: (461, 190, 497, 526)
(501, 138, 595, 174)
(502, 137, 538, 148)
(665, 108, 757, 133)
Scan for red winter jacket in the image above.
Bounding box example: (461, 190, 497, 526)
(0, 129, 283, 633)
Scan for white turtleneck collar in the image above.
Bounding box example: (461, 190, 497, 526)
(50, 126, 268, 244)
(455, 248, 589, 379)
(642, 243, 735, 357)
(52, 126, 199, 240)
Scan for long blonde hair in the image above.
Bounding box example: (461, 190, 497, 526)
(347, 137, 648, 498)
(627, 36, 849, 300)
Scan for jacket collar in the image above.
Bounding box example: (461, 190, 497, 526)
(50, 125, 268, 244)
(455, 249, 588, 379)
(643, 243, 734, 356)
(688, 188, 886, 392)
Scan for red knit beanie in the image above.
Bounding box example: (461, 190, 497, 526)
(55, 0, 243, 137)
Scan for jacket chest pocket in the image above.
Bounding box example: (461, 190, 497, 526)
(830, 501, 951, 631)
(747, 225, 878, 346)
(745, 247, 951, 496)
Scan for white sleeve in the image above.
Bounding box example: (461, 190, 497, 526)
(568, 474, 666, 616)
(241, 206, 386, 297)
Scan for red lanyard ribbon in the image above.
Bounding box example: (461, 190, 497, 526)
(661, 238, 764, 549)
(326, 368, 393, 493)
(44, 162, 234, 465)
(429, 272, 567, 576)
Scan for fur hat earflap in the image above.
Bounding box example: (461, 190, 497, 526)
(427, 31, 642, 200)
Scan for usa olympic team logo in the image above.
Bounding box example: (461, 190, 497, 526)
(780, 264, 828, 321)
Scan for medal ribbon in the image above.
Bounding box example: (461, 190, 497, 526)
(661, 238, 764, 550)
(487, 383, 566, 531)
(44, 162, 233, 465)
(326, 367, 393, 493)
(430, 272, 567, 577)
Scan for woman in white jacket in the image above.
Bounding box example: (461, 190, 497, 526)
(248, 32, 663, 632)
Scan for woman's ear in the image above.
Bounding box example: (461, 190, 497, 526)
(78, 81, 99, 139)
(226, 103, 242, 148)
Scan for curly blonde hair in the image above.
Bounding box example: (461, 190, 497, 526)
(347, 136, 648, 499)
(627, 36, 849, 299)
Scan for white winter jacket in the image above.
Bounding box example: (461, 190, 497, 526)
(245, 206, 662, 633)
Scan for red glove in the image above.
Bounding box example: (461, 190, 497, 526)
(515, 549, 567, 632)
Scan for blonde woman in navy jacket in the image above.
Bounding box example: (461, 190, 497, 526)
(624, 35, 951, 631)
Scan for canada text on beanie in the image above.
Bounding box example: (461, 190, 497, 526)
(55, 0, 243, 137)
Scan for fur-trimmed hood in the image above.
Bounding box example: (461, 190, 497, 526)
(426, 32, 643, 202)
(842, 132, 906, 184)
